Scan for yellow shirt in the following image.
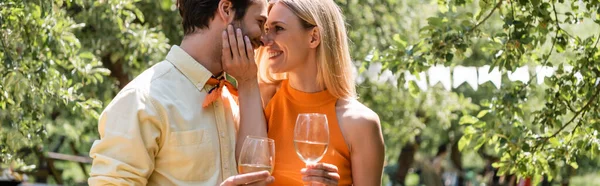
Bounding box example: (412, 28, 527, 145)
(88, 46, 239, 185)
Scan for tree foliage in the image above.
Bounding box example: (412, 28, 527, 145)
(366, 0, 600, 182)
(1, 0, 176, 183)
(2, 0, 600, 184)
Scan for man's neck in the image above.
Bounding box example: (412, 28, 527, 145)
(179, 31, 223, 76)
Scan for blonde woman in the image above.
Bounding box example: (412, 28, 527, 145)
(221, 0, 385, 185)
(259, 0, 384, 185)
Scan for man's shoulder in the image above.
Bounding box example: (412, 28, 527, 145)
(121, 61, 175, 91)
(109, 61, 184, 107)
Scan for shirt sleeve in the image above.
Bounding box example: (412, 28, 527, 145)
(88, 88, 165, 185)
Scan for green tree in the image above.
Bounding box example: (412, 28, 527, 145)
(1, 0, 177, 184)
(3, 0, 600, 184)
(369, 0, 600, 183)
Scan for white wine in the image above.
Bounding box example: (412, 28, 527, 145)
(238, 164, 273, 174)
(294, 140, 328, 164)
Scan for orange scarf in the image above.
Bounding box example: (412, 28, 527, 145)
(202, 77, 239, 108)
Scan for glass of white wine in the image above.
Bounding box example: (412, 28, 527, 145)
(238, 136, 275, 174)
(294, 113, 329, 164)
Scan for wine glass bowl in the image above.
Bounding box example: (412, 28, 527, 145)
(293, 113, 329, 164)
(238, 136, 275, 174)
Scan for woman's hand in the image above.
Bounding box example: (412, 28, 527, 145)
(222, 24, 258, 84)
(301, 163, 340, 186)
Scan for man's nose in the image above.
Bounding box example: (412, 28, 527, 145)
(260, 34, 272, 46)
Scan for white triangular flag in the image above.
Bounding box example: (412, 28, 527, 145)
(508, 66, 529, 83)
(453, 66, 478, 90)
(536, 66, 555, 85)
(428, 65, 451, 91)
(478, 65, 502, 89)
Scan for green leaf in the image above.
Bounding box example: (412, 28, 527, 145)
(427, 17, 443, 26)
(445, 53, 454, 62)
(393, 34, 407, 48)
(133, 8, 145, 23)
(477, 110, 489, 118)
(544, 77, 552, 86)
(459, 115, 479, 125)
(549, 137, 560, 146)
(408, 81, 420, 98)
(79, 52, 95, 59)
(568, 161, 579, 169)
(439, 4, 449, 13)
(458, 134, 471, 151)
(475, 137, 486, 150)
(474, 121, 487, 128)
(464, 126, 477, 135)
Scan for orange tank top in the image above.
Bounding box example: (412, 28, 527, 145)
(265, 80, 352, 185)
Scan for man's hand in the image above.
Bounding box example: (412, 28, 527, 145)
(222, 24, 258, 84)
(301, 163, 340, 186)
(220, 171, 274, 186)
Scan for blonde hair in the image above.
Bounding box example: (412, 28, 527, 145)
(257, 0, 356, 99)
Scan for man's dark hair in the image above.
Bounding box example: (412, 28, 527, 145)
(177, 0, 252, 35)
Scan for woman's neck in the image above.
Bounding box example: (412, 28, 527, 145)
(287, 58, 323, 93)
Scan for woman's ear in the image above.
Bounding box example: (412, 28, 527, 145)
(217, 0, 235, 24)
(308, 27, 320, 48)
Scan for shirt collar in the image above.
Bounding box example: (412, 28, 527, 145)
(165, 45, 214, 90)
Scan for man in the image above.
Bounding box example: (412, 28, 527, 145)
(88, 0, 271, 185)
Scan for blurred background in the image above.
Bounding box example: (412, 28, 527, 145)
(1, 0, 600, 185)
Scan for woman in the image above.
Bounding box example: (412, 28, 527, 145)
(258, 0, 385, 185)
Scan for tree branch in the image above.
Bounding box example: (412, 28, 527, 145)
(101, 53, 131, 89)
(549, 84, 600, 138)
(518, 2, 558, 87)
(551, 2, 577, 42)
(69, 142, 89, 175)
(563, 100, 577, 113)
(536, 83, 600, 152)
(594, 32, 600, 49)
(0, 24, 14, 62)
(471, 0, 503, 32)
(565, 108, 589, 148)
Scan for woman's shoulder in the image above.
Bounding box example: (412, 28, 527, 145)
(336, 99, 383, 152)
(259, 81, 282, 108)
(336, 99, 381, 132)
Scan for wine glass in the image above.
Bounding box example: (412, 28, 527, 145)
(238, 136, 275, 174)
(293, 113, 329, 164)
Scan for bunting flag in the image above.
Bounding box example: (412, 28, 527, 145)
(453, 66, 479, 90)
(405, 72, 428, 91)
(478, 65, 502, 89)
(536, 66, 555, 84)
(508, 66, 530, 83)
(357, 63, 578, 91)
(428, 65, 452, 91)
(564, 66, 583, 84)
